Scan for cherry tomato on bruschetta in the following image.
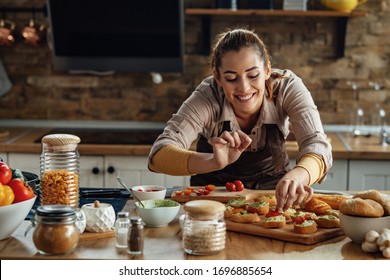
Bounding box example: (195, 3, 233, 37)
(265, 210, 283, 218)
(291, 215, 305, 224)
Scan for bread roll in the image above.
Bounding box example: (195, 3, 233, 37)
(339, 198, 384, 217)
(313, 194, 350, 210)
(303, 198, 332, 215)
(352, 189, 390, 216)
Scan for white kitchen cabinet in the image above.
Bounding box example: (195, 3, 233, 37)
(348, 160, 390, 191)
(79, 155, 105, 188)
(289, 159, 348, 191)
(104, 156, 190, 188)
(7, 153, 40, 175)
(0, 153, 7, 163)
(80, 155, 190, 189)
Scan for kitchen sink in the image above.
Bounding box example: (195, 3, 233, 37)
(34, 128, 164, 145)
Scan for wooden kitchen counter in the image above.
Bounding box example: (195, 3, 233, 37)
(0, 199, 387, 260)
(2, 126, 390, 159)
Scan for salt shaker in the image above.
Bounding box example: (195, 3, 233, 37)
(127, 216, 144, 254)
(182, 200, 226, 255)
(114, 211, 130, 248)
(40, 134, 80, 208)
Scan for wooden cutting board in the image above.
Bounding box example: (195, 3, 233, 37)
(170, 186, 274, 203)
(226, 218, 344, 245)
(172, 187, 345, 244)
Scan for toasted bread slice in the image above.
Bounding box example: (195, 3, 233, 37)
(255, 194, 277, 207)
(314, 215, 340, 228)
(246, 201, 270, 215)
(230, 211, 260, 223)
(263, 215, 286, 228)
(293, 220, 318, 234)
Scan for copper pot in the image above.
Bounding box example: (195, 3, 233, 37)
(22, 19, 46, 47)
(0, 19, 16, 47)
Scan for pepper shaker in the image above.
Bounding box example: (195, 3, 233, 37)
(127, 216, 144, 254)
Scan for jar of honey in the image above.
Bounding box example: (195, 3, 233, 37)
(32, 205, 80, 255)
(40, 134, 80, 207)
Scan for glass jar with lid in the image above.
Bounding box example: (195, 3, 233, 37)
(182, 200, 226, 255)
(31, 205, 80, 255)
(40, 134, 80, 208)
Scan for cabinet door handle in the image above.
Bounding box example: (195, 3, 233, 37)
(92, 167, 100, 175)
(107, 166, 115, 174)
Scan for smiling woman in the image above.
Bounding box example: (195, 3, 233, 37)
(147, 28, 332, 213)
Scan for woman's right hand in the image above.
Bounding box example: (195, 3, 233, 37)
(208, 130, 252, 169)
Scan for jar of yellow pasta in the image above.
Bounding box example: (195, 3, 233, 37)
(40, 134, 80, 208)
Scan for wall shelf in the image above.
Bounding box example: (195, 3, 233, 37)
(186, 9, 366, 57)
(185, 8, 366, 17)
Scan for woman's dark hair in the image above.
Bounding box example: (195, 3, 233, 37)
(210, 28, 282, 99)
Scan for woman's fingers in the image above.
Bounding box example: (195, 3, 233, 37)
(276, 177, 311, 211)
(214, 130, 251, 150)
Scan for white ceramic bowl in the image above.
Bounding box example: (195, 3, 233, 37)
(131, 185, 166, 202)
(340, 213, 390, 244)
(0, 195, 37, 240)
(135, 199, 180, 227)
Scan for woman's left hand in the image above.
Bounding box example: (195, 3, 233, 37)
(275, 167, 312, 212)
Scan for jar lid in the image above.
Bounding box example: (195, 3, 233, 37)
(131, 216, 142, 224)
(184, 200, 225, 218)
(117, 211, 129, 218)
(42, 134, 80, 152)
(36, 205, 77, 217)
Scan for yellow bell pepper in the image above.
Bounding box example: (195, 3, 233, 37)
(0, 183, 15, 206)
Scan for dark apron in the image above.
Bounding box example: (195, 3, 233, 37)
(190, 122, 290, 190)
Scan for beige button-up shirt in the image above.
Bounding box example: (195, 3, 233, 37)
(149, 69, 332, 177)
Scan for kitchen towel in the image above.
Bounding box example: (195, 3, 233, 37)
(0, 59, 12, 97)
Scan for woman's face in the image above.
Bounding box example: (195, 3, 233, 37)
(214, 47, 271, 117)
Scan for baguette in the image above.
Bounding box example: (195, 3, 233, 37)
(303, 198, 332, 215)
(352, 189, 390, 216)
(314, 215, 340, 228)
(339, 198, 384, 217)
(313, 193, 350, 210)
(293, 220, 318, 234)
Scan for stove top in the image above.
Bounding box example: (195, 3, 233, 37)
(35, 128, 163, 145)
